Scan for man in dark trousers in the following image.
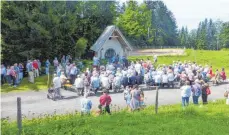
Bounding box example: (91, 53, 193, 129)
(122, 74, 129, 88)
(99, 90, 112, 114)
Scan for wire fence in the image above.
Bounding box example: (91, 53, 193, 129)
(2, 87, 160, 134)
(132, 46, 186, 50)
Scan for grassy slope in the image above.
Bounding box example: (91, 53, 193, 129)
(1, 100, 229, 135)
(129, 49, 229, 72)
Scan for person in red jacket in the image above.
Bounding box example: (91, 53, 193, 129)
(209, 66, 213, 78)
(99, 90, 112, 114)
(32, 60, 39, 77)
(221, 68, 227, 81)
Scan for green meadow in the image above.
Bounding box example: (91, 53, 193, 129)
(129, 49, 229, 72)
(2, 100, 229, 135)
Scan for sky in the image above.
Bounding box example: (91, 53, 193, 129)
(119, 0, 229, 30)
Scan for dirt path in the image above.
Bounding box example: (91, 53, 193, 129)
(130, 49, 185, 56)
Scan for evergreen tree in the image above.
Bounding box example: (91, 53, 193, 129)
(220, 22, 229, 48)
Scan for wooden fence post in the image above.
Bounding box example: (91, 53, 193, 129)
(155, 87, 159, 114)
(17, 97, 22, 135)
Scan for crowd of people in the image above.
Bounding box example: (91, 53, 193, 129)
(1, 60, 42, 87)
(1, 53, 228, 115)
(0, 54, 77, 87)
(45, 53, 228, 114)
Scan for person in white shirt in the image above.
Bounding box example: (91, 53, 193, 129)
(74, 75, 84, 89)
(162, 72, 168, 87)
(74, 75, 84, 96)
(100, 74, 110, 90)
(53, 74, 62, 99)
(154, 73, 162, 86)
(122, 68, 128, 77)
(154, 55, 158, 63)
(135, 62, 142, 75)
(180, 81, 191, 107)
(144, 71, 150, 85)
(112, 75, 122, 92)
(167, 71, 175, 88)
(60, 72, 67, 85)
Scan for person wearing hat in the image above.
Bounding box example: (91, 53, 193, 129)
(191, 79, 202, 104)
(99, 90, 112, 114)
(180, 81, 191, 107)
(81, 93, 92, 115)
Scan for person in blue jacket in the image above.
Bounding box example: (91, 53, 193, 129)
(45, 59, 51, 75)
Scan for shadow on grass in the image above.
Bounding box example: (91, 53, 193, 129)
(1, 75, 48, 93)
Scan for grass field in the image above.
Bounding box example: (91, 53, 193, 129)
(129, 49, 229, 72)
(1, 75, 49, 93)
(1, 100, 229, 135)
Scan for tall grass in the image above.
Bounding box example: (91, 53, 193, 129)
(1, 100, 229, 135)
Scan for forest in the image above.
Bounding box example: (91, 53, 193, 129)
(1, 1, 229, 64)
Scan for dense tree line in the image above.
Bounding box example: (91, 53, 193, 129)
(1, 1, 117, 64)
(116, 1, 178, 47)
(178, 19, 229, 50)
(1, 1, 229, 64)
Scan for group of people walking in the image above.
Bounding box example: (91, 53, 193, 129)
(180, 80, 211, 107)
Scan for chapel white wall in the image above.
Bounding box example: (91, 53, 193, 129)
(99, 37, 124, 59)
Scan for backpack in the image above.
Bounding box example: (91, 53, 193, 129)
(206, 88, 211, 95)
